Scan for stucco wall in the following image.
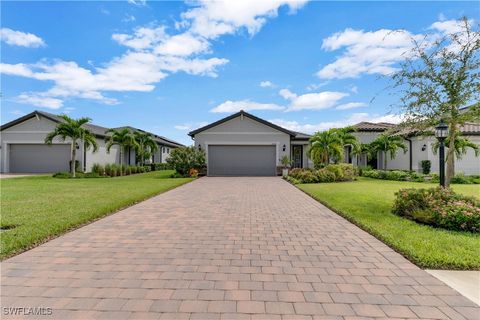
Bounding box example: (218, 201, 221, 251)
(193, 115, 291, 166)
(85, 139, 120, 172)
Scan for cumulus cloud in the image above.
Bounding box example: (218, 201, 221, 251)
(127, 0, 146, 6)
(2, 1, 307, 109)
(210, 100, 284, 113)
(0, 28, 45, 47)
(174, 121, 209, 131)
(16, 93, 64, 109)
(279, 88, 349, 111)
(317, 28, 425, 79)
(270, 112, 403, 133)
(260, 80, 274, 87)
(336, 102, 367, 110)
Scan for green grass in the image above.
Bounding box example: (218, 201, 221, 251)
(298, 177, 480, 270)
(1, 171, 193, 259)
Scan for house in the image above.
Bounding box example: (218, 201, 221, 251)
(350, 121, 480, 175)
(188, 110, 312, 176)
(0, 110, 183, 173)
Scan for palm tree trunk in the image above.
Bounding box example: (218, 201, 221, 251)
(71, 140, 76, 178)
(384, 151, 387, 171)
(120, 147, 123, 176)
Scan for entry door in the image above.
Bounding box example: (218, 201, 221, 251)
(292, 145, 303, 168)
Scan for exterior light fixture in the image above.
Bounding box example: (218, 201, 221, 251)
(282, 144, 286, 152)
(434, 120, 449, 187)
(198, 144, 202, 151)
(421, 144, 427, 151)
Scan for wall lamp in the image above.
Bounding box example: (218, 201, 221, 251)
(421, 144, 427, 151)
(282, 144, 286, 152)
(198, 144, 202, 151)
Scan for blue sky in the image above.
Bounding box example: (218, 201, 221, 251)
(1, 1, 478, 145)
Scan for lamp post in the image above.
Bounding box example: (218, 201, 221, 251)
(434, 120, 449, 187)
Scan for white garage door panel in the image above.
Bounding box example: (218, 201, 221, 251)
(208, 145, 276, 176)
(9, 144, 71, 173)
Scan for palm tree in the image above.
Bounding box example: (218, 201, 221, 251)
(330, 126, 359, 163)
(369, 134, 407, 170)
(134, 131, 158, 166)
(432, 133, 480, 161)
(307, 130, 343, 168)
(45, 115, 98, 177)
(105, 128, 139, 175)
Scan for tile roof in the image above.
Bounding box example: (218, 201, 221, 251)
(352, 121, 396, 131)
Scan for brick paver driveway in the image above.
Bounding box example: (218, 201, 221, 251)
(1, 177, 478, 319)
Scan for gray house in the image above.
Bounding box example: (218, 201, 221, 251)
(0, 110, 183, 173)
(189, 110, 312, 176)
(350, 121, 480, 175)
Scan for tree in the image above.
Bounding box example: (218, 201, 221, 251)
(45, 115, 98, 177)
(432, 132, 480, 160)
(330, 126, 359, 163)
(307, 130, 343, 168)
(166, 146, 206, 176)
(392, 17, 480, 186)
(134, 131, 158, 166)
(369, 134, 407, 170)
(105, 128, 139, 175)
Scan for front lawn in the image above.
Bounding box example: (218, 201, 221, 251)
(298, 177, 480, 270)
(1, 170, 192, 259)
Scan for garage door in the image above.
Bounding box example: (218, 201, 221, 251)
(9, 144, 71, 173)
(208, 145, 276, 176)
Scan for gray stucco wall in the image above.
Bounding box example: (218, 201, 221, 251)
(192, 115, 291, 167)
(1, 115, 121, 173)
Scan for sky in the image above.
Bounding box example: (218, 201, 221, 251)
(1, 1, 478, 145)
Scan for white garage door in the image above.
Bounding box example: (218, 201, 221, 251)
(9, 144, 71, 173)
(208, 145, 276, 176)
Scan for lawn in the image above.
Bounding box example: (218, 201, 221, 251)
(298, 177, 480, 270)
(1, 170, 192, 259)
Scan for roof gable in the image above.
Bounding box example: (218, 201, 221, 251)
(188, 110, 296, 137)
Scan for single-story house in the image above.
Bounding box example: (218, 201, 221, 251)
(0, 110, 183, 173)
(350, 121, 480, 175)
(188, 110, 312, 176)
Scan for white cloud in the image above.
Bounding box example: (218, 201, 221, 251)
(269, 112, 403, 133)
(350, 86, 358, 94)
(280, 88, 349, 111)
(1, 1, 307, 108)
(182, 0, 308, 39)
(317, 28, 425, 79)
(210, 100, 284, 113)
(127, 0, 146, 6)
(260, 80, 273, 87)
(336, 102, 367, 110)
(0, 28, 45, 48)
(16, 93, 63, 109)
(174, 121, 209, 131)
(306, 82, 329, 91)
(122, 14, 136, 23)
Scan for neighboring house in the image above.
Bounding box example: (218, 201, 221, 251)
(188, 110, 312, 176)
(0, 111, 183, 173)
(111, 126, 183, 166)
(350, 121, 480, 175)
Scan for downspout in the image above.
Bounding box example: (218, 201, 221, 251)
(405, 137, 413, 171)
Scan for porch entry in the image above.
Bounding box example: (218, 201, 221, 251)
(292, 145, 303, 168)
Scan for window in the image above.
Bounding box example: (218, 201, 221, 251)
(162, 147, 165, 152)
(167, 148, 170, 154)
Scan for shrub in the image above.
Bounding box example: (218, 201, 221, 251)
(392, 187, 480, 233)
(167, 147, 206, 176)
(420, 160, 431, 174)
(53, 172, 73, 179)
(358, 165, 372, 176)
(91, 163, 104, 176)
(104, 164, 112, 177)
(451, 173, 473, 184)
(189, 168, 199, 178)
(362, 169, 425, 182)
(154, 163, 172, 170)
(286, 164, 356, 184)
(143, 165, 152, 172)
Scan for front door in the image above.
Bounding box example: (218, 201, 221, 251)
(292, 145, 303, 168)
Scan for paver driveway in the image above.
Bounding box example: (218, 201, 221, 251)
(1, 177, 478, 320)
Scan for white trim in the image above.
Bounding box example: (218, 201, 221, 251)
(198, 132, 287, 135)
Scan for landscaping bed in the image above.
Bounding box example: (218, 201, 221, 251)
(298, 177, 480, 270)
(0, 170, 193, 259)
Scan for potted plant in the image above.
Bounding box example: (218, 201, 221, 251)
(280, 155, 292, 177)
